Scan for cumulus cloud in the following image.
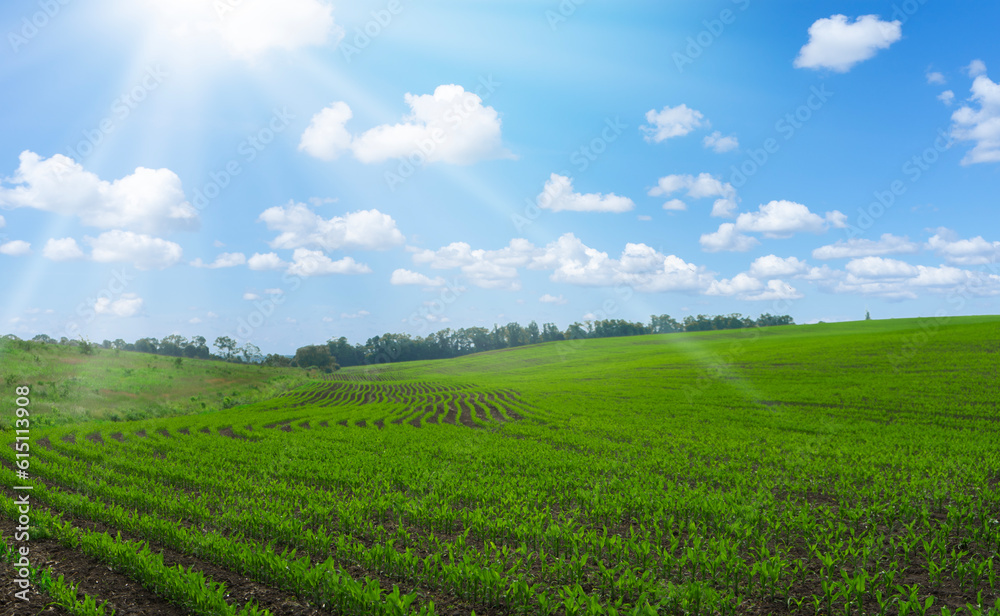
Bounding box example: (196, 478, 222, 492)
(87, 230, 183, 270)
(648, 173, 738, 217)
(812, 233, 920, 259)
(748, 255, 809, 278)
(926, 230, 1000, 265)
(846, 256, 919, 278)
(536, 174, 633, 213)
(750, 279, 804, 301)
(832, 258, 1000, 300)
(539, 293, 567, 304)
(735, 200, 845, 237)
(298, 101, 353, 161)
(703, 131, 739, 153)
(794, 14, 902, 72)
(926, 70, 946, 85)
(701, 201, 844, 252)
(700, 223, 760, 253)
(965, 59, 987, 77)
(0, 151, 198, 234)
(706, 272, 762, 297)
(191, 252, 246, 268)
(243, 292, 261, 300)
(390, 269, 446, 287)
(950, 63, 1000, 164)
(94, 293, 143, 317)
(412, 238, 535, 290)
(0, 240, 31, 256)
(299, 84, 513, 165)
(411, 234, 713, 293)
(132, 0, 342, 61)
(247, 252, 287, 270)
(286, 249, 370, 277)
(258, 202, 405, 251)
(641, 104, 705, 143)
(534, 234, 714, 293)
(42, 238, 85, 261)
(938, 90, 955, 105)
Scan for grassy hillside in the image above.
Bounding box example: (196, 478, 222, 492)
(0, 339, 314, 427)
(2, 317, 998, 615)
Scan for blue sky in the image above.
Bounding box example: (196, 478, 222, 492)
(1, 0, 998, 353)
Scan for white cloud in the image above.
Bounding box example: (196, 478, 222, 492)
(702, 201, 843, 253)
(0, 240, 31, 256)
(536, 174, 633, 213)
(389, 269, 446, 286)
(535, 234, 714, 293)
(413, 238, 535, 290)
(286, 249, 371, 277)
(247, 252, 287, 270)
(950, 65, 1000, 164)
(43, 238, 85, 261)
(191, 252, 246, 268)
(926, 231, 1000, 265)
(937, 90, 955, 105)
(243, 292, 261, 300)
(94, 293, 143, 318)
(189, 317, 202, 324)
(965, 59, 987, 77)
(703, 131, 739, 153)
(748, 255, 809, 278)
(699, 223, 759, 253)
(641, 104, 705, 143)
(0, 151, 198, 234)
(298, 101, 354, 161)
(926, 70, 946, 85)
(812, 234, 920, 259)
(87, 230, 183, 270)
(648, 173, 738, 217)
(734, 200, 845, 238)
(846, 256, 919, 278)
(300, 84, 513, 165)
(539, 293, 567, 304)
(412, 234, 713, 293)
(133, 0, 342, 61)
(706, 273, 763, 297)
(749, 279, 804, 301)
(259, 202, 405, 251)
(794, 14, 902, 72)
(833, 259, 1000, 300)
(0, 215, 4, 227)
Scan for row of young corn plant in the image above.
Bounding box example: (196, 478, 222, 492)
(0, 534, 112, 616)
(24, 366, 1000, 616)
(7, 433, 753, 616)
(0, 469, 438, 616)
(6, 446, 690, 616)
(0, 493, 271, 616)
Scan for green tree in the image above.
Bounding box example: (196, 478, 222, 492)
(293, 344, 336, 370)
(213, 336, 237, 361)
(241, 342, 263, 364)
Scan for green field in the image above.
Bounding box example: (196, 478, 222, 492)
(2, 317, 999, 615)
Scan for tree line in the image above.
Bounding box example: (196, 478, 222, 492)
(19, 312, 793, 370)
(308, 312, 793, 369)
